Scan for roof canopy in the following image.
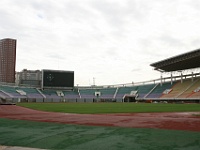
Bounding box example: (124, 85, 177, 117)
(150, 49, 200, 72)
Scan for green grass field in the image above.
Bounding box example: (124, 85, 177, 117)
(17, 103, 200, 114)
(0, 118, 200, 150)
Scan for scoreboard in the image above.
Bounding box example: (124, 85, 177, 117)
(42, 70, 74, 89)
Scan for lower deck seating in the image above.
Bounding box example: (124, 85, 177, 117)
(137, 84, 156, 99)
(1, 76, 200, 101)
(115, 86, 138, 99)
(40, 89, 61, 99)
(161, 79, 194, 99)
(98, 88, 117, 99)
(0, 86, 26, 98)
(147, 82, 176, 99)
(79, 88, 117, 99)
(178, 78, 200, 98)
(63, 90, 80, 99)
(19, 87, 44, 98)
(79, 89, 97, 99)
(188, 91, 200, 98)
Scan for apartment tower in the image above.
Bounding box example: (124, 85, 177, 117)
(0, 38, 16, 83)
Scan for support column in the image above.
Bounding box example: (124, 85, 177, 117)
(181, 72, 183, 83)
(160, 73, 163, 86)
(171, 72, 173, 85)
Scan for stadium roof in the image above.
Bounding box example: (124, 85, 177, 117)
(150, 48, 200, 72)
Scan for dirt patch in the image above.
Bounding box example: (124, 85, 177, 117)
(0, 105, 200, 131)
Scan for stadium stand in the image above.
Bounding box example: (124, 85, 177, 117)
(0, 85, 26, 99)
(40, 89, 61, 102)
(63, 90, 80, 99)
(189, 89, 200, 98)
(98, 88, 117, 99)
(160, 78, 194, 99)
(115, 86, 138, 100)
(150, 48, 200, 102)
(0, 76, 200, 103)
(1, 49, 200, 103)
(146, 82, 176, 99)
(177, 77, 200, 98)
(18, 87, 44, 99)
(137, 84, 156, 99)
(0, 91, 10, 99)
(79, 88, 97, 99)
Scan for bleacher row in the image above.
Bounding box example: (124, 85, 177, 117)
(1, 77, 200, 103)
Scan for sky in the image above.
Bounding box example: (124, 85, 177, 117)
(1, 0, 200, 86)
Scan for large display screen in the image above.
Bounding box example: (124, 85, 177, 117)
(42, 70, 74, 89)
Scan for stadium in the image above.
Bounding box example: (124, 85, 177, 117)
(0, 49, 200, 150)
(1, 49, 200, 104)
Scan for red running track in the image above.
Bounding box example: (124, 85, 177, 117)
(0, 105, 200, 131)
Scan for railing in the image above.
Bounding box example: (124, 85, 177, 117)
(77, 72, 200, 89)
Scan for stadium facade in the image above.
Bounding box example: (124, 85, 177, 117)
(0, 38, 16, 83)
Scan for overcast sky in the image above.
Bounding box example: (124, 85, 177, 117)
(1, 0, 200, 86)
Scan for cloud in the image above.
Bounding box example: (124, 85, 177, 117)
(1, 0, 200, 85)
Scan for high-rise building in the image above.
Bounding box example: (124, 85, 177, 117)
(0, 38, 16, 83)
(16, 69, 42, 86)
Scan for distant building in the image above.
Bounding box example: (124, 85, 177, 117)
(16, 69, 42, 86)
(0, 38, 16, 83)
